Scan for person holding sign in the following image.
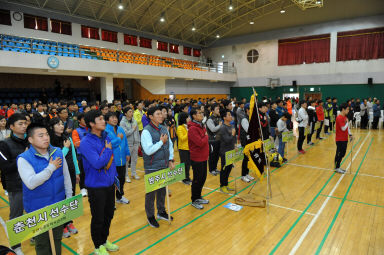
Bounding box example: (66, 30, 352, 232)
(0, 113, 29, 255)
(141, 106, 174, 228)
(105, 112, 131, 205)
(188, 108, 209, 209)
(239, 104, 255, 183)
(296, 100, 308, 154)
(277, 112, 291, 162)
(334, 103, 353, 174)
(80, 110, 119, 255)
(17, 123, 73, 255)
(219, 109, 237, 194)
(324, 97, 333, 134)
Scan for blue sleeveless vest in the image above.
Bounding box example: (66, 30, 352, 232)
(143, 123, 170, 171)
(19, 145, 65, 213)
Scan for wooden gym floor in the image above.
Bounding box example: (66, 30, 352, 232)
(0, 128, 383, 255)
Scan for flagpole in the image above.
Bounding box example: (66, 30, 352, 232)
(251, 87, 272, 212)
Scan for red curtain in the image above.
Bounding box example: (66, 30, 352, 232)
(0, 9, 11, 26)
(278, 34, 330, 65)
(124, 34, 138, 46)
(81, 25, 99, 40)
(51, 19, 72, 35)
(169, 44, 179, 53)
(101, 30, 118, 43)
(140, 37, 152, 48)
(61, 22, 72, 35)
(24, 14, 48, 31)
(157, 41, 168, 52)
(193, 49, 201, 57)
(183, 46, 191, 56)
(337, 27, 384, 61)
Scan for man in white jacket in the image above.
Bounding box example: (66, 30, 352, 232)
(296, 100, 308, 154)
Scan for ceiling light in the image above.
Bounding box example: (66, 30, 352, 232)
(160, 12, 165, 22)
(228, 0, 233, 10)
(216, 34, 220, 38)
(192, 27, 196, 31)
(280, 9, 286, 13)
(249, 21, 254, 25)
(118, 0, 123, 10)
(160, 17, 165, 22)
(222, 55, 225, 58)
(316, 0, 321, 4)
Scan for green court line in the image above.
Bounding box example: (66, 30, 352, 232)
(133, 135, 332, 254)
(0, 205, 9, 209)
(0, 194, 10, 205)
(269, 136, 363, 255)
(61, 241, 78, 255)
(315, 137, 374, 255)
(320, 194, 384, 209)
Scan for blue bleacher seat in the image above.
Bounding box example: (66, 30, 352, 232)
(9, 42, 15, 46)
(38, 45, 43, 49)
(3, 47, 11, 51)
(11, 48, 18, 52)
(49, 52, 56, 55)
(23, 43, 29, 47)
(34, 50, 41, 54)
(87, 56, 92, 59)
(69, 53, 74, 57)
(58, 53, 63, 56)
(63, 53, 69, 57)
(74, 55, 79, 58)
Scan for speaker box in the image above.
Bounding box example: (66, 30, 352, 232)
(368, 78, 373, 85)
(292, 80, 297, 87)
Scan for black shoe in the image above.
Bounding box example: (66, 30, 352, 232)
(209, 171, 218, 176)
(157, 212, 173, 221)
(182, 179, 192, 185)
(147, 216, 159, 228)
(283, 158, 288, 162)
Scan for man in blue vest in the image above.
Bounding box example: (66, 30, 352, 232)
(17, 123, 73, 255)
(141, 106, 174, 228)
(80, 110, 119, 255)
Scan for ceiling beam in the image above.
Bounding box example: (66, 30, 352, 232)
(41, 0, 49, 8)
(72, 0, 84, 15)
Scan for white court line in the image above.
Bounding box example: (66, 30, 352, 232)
(202, 187, 315, 216)
(287, 162, 384, 180)
(288, 132, 371, 255)
(0, 216, 8, 239)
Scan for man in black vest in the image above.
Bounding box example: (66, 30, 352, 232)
(206, 103, 222, 176)
(141, 106, 174, 228)
(0, 113, 29, 255)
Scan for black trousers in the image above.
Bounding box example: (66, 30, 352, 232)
(191, 160, 207, 202)
(115, 165, 126, 199)
(335, 141, 348, 169)
(145, 169, 166, 218)
(179, 150, 191, 180)
(220, 153, 233, 187)
(78, 157, 86, 190)
(297, 127, 305, 151)
(208, 140, 220, 172)
(361, 114, 368, 129)
(241, 154, 249, 177)
(316, 121, 324, 139)
(87, 185, 115, 249)
(34, 225, 64, 255)
(0, 170, 6, 190)
(372, 116, 379, 129)
(307, 122, 315, 143)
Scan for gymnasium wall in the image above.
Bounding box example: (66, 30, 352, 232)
(231, 84, 384, 104)
(165, 79, 232, 95)
(0, 7, 200, 61)
(204, 15, 384, 87)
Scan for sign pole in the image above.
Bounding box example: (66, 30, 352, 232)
(48, 228, 57, 255)
(165, 186, 171, 225)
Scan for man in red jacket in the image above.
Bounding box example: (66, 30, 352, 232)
(316, 100, 325, 140)
(334, 103, 353, 174)
(188, 108, 209, 210)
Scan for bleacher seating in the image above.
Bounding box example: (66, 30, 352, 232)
(0, 34, 207, 71)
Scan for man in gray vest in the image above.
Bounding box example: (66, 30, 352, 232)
(206, 103, 222, 176)
(141, 106, 174, 228)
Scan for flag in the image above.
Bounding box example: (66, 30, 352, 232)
(243, 90, 266, 180)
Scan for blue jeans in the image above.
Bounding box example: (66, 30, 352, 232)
(270, 127, 276, 139)
(278, 136, 285, 158)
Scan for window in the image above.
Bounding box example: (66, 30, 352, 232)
(157, 41, 168, 52)
(278, 34, 330, 65)
(0, 9, 11, 26)
(124, 34, 138, 46)
(169, 44, 179, 54)
(51, 19, 72, 35)
(24, 14, 48, 31)
(193, 49, 201, 57)
(81, 25, 100, 40)
(102, 29, 118, 43)
(337, 27, 384, 61)
(140, 37, 152, 48)
(247, 49, 259, 63)
(183, 46, 191, 56)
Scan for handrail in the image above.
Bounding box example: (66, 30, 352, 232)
(0, 34, 236, 73)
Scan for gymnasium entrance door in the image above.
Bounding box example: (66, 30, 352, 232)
(304, 92, 322, 100)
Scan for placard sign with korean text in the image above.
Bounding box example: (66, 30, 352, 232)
(282, 131, 294, 142)
(225, 147, 244, 166)
(144, 163, 185, 193)
(6, 194, 83, 246)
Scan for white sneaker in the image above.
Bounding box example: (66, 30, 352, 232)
(246, 174, 255, 181)
(241, 176, 250, 183)
(80, 189, 87, 197)
(132, 174, 140, 180)
(116, 196, 130, 204)
(126, 176, 131, 183)
(4, 190, 8, 196)
(13, 247, 24, 255)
